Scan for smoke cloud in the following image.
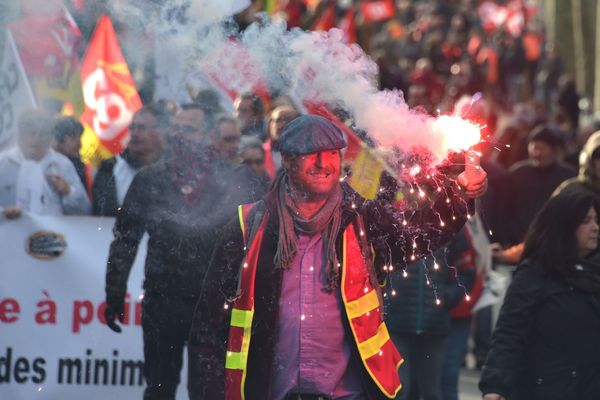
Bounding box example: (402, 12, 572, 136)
(11, 0, 474, 165)
(150, 0, 461, 164)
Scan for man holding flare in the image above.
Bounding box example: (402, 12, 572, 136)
(188, 114, 487, 400)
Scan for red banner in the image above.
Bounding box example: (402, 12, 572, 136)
(80, 15, 142, 155)
(312, 4, 336, 32)
(8, 3, 82, 78)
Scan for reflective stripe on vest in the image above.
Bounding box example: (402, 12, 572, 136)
(225, 203, 268, 400)
(341, 225, 403, 398)
(225, 205, 403, 399)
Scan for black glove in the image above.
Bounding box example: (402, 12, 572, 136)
(104, 296, 125, 333)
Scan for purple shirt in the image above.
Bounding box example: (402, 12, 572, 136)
(271, 234, 366, 400)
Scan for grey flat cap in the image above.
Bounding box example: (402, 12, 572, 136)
(277, 114, 347, 155)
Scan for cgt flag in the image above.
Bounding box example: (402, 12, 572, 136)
(81, 14, 141, 159)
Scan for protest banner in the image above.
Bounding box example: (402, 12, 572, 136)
(0, 214, 188, 399)
(0, 31, 37, 151)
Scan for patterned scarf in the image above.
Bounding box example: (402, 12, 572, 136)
(271, 171, 343, 290)
(165, 136, 215, 207)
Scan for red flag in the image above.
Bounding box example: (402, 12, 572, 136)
(312, 3, 336, 31)
(478, 1, 505, 33)
(360, 0, 395, 23)
(200, 38, 271, 107)
(338, 7, 357, 44)
(8, 4, 82, 78)
(80, 15, 142, 155)
(303, 102, 361, 160)
(478, 0, 535, 37)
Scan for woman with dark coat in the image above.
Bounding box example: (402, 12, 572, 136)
(479, 190, 600, 400)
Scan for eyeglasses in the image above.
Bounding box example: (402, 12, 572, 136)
(242, 158, 264, 166)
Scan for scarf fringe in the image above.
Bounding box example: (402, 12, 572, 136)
(272, 172, 343, 290)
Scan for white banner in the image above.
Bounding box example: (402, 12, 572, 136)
(0, 30, 37, 150)
(0, 214, 187, 399)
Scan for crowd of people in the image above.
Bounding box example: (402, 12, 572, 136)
(2, 0, 600, 400)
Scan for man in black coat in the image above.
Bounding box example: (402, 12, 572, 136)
(103, 104, 264, 399)
(92, 103, 174, 216)
(187, 115, 487, 399)
(501, 125, 575, 245)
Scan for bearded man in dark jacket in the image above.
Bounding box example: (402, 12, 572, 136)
(103, 103, 263, 400)
(188, 115, 488, 400)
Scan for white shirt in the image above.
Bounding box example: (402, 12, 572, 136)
(113, 155, 138, 206)
(0, 147, 91, 215)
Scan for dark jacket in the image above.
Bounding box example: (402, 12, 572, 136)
(503, 160, 576, 244)
(479, 261, 600, 400)
(555, 131, 600, 199)
(104, 158, 263, 304)
(188, 181, 472, 400)
(68, 156, 88, 192)
(92, 152, 145, 217)
(385, 229, 474, 336)
(92, 157, 120, 216)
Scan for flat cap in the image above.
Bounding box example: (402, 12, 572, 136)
(527, 125, 564, 148)
(277, 114, 347, 155)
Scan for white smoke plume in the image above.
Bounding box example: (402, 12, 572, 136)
(13, 0, 475, 164)
(167, 0, 470, 164)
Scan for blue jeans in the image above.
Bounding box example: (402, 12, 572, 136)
(440, 318, 471, 400)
